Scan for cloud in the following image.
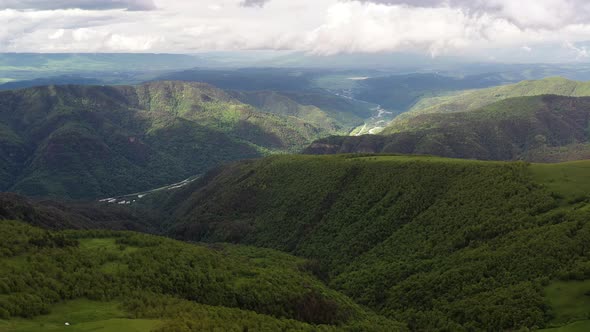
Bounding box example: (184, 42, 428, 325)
(2, 0, 590, 62)
(240, 0, 270, 8)
(564, 41, 590, 59)
(0, 0, 156, 11)
(355, 0, 590, 29)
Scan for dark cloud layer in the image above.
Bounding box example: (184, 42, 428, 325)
(0, 0, 156, 11)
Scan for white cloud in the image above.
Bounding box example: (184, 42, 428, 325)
(1, 0, 590, 62)
(357, 0, 590, 29)
(208, 4, 223, 11)
(48, 29, 65, 39)
(0, 0, 156, 11)
(564, 41, 589, 59)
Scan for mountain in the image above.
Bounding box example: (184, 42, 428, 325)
(0, 81, 337, 199)
(388, 77, 590, 132)
(0, 76, 103, 91)
(229, 90, 373, 133)
(4, 154, 590, 331)
(306, 95, 590, 162)
(141, 154, 590, 331)
(0, 219, 403, 331)
(156, 68, 318, 92)
(352, 73, 509, 113)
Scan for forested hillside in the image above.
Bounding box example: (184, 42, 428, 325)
(0, 81, 341, 199)
(0, 220, 403, 331)
(353, 73, 506, 113)
(229, 90, 372, 134)
(387, 77, 590, 132)
(151, 154, 590, 331)
(307, 95, 590, 162)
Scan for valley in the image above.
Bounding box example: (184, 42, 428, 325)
(99, 175, 200, 205)
(0, 81, 370, 199)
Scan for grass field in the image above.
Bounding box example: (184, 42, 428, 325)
(348, 154, 508, 164)
(530, 160, 590, 202)
(79, 238, 138, 253)
(545, 280, 590, 324)
(0, 300, 162, 332)
(541, 320, 590, 332)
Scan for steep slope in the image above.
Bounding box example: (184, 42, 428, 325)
(387, 77, 590, 133)
(156, 68, 316, 92)
(353, 73, 507, 113)
(155, 154, 590, 331)
(0, 220, 403, 331)
(0, 81, 333, 199)
(306, 95, 590, 162)
(229, 90, 373, 133)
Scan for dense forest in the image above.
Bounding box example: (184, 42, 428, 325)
(0, 220, 404, 331)
(144, 154, 590, 331)
(3, 154, 590, 331)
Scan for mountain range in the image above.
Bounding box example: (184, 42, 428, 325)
(308, 78, 590, 162)
(0, 81, 370, 199)
(4, 75, 590, 331)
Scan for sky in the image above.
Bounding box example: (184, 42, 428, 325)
(1, 0, 590, 62)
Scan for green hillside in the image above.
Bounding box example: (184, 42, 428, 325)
(149, 154, 590, 331)
(229, 90, 373, 133)
(306, 95, 590, 162)
(0, 220, 403, 331)
(387, 77, 590, 133)
(0, 81, 336, 199)
(353, 73, 505, 114)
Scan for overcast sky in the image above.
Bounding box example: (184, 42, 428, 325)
(2, 0, 590, 62)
